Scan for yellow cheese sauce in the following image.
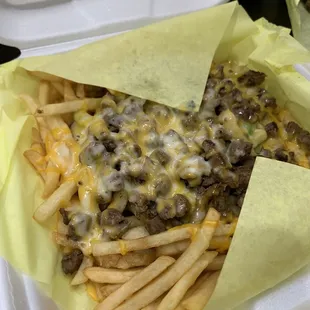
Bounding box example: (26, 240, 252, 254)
(53, 61, 310, 256)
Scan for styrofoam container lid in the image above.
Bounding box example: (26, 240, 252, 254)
(1, 1, 310, 310)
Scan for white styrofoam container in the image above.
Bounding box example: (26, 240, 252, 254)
(1, 1, 310, 310)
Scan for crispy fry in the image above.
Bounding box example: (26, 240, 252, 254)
(92, 226, 195, 256)
(181, 271, 220, 310)
(35, 98, 101, 115)
(98, 284, 122, 300)
(156, 235, 230, 257)
(122, 226, 149, 240)
(64, 80, 77, 101)
(30, 71, 63, 82)
(95, 249, 156, 269)
(206, 255, 226, 271)
(76, 84, 85, 99)
(176, 272, 211, 308)
(23, 149, 46, 180)
(33, 180, 77, 222)
(42, 160, 60, 198)
(71, 256, 94, 285)
(96, 256, 175, 310)
(39, 81, 50, 106)
(158, 252, 217, 310)
(84, 267, 143, 284)
(115, 208, 220, 310)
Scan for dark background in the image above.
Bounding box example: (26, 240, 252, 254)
(236, 0, 291, 28)
(0, 1, 292, 65)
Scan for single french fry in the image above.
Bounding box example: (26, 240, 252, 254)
(23, 149, 46, 180)
(99, 284, 122, 300)
(31, 127, 43, 144)
(51, 81, 65, 96)
(64, 80, 77, 101)
(156, 236, 230, 257)
(156, 240, 190, 257)
(92, 226, 196, 256)
(115, 208, 220, 310)
(34, 180, 77, 222)
(95, 283, 104, 302)
(35, 98, 101, 115)
(39, 81, 50, 106)
(42, 161, 60, 198)
(181, 271, 220, 310)
(96, 256, 175, 310)
(76, 83, 85, 98)
(122, 226, 149, 240)
(71, 256, 94, 285)
(206, 255, 226, 271)
(95, 249, 156, 269)
(158, 252, 217, 310)
(30, 71, 63, 82)
(84, 267, 143, 284)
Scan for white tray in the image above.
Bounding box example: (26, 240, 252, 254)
(1, 1, 310, 310)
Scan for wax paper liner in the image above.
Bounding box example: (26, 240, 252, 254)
(286, 0, 310, 50)
(1, 2, 310, 310)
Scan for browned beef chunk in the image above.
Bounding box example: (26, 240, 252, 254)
(274, 149, 289, 162)
(265, 122, 278, 137)
(173, 194, 190, 218)
(227, 140, 252, 164)
(237, 70, 266, 87)
(145, 216, 166, 235)
(61, 249, 84, 274)
(285, 121, 301, 136)
(297, 130, 310, 149)
(100, 209, 124, 226)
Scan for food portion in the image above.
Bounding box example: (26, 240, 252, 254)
(23, 62, 310, 310)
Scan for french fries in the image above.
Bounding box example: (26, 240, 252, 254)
(33, 181, 77, 222)
(84, 267, 143, 284)
(95, 249, 156, 269)
(23, 77, 233, 310)
(71, 256, 94, 285)
(35, 98, 101, 115)
(181, 271, 220, 310)
(158, 252, 217, 310)
(96, 256, 175, 310)
(115, 208, 220, 310)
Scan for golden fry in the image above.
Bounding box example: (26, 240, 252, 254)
(206, 255, 226, 271)
(35, 98, 101, 115)
(181, 271, 220, 310)
(115, 208, 220, 310)
(38, 81, 50, 106)
(122, 226, 150, 240)
(23, 149, 46, 180)
(71, 256, 94, 286)
(64, 80, 77, 101)
(42, 161, 60, 198)
(96, 256, 175, 310)
(76, 84, 85, 99)
(33, 180, 77, 222)
(158, 252, 217, 310)
(84, 267, 143, 284)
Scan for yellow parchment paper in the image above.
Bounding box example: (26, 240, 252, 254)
(286, 0, 310, 50)
(1, 2, 310, 310)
